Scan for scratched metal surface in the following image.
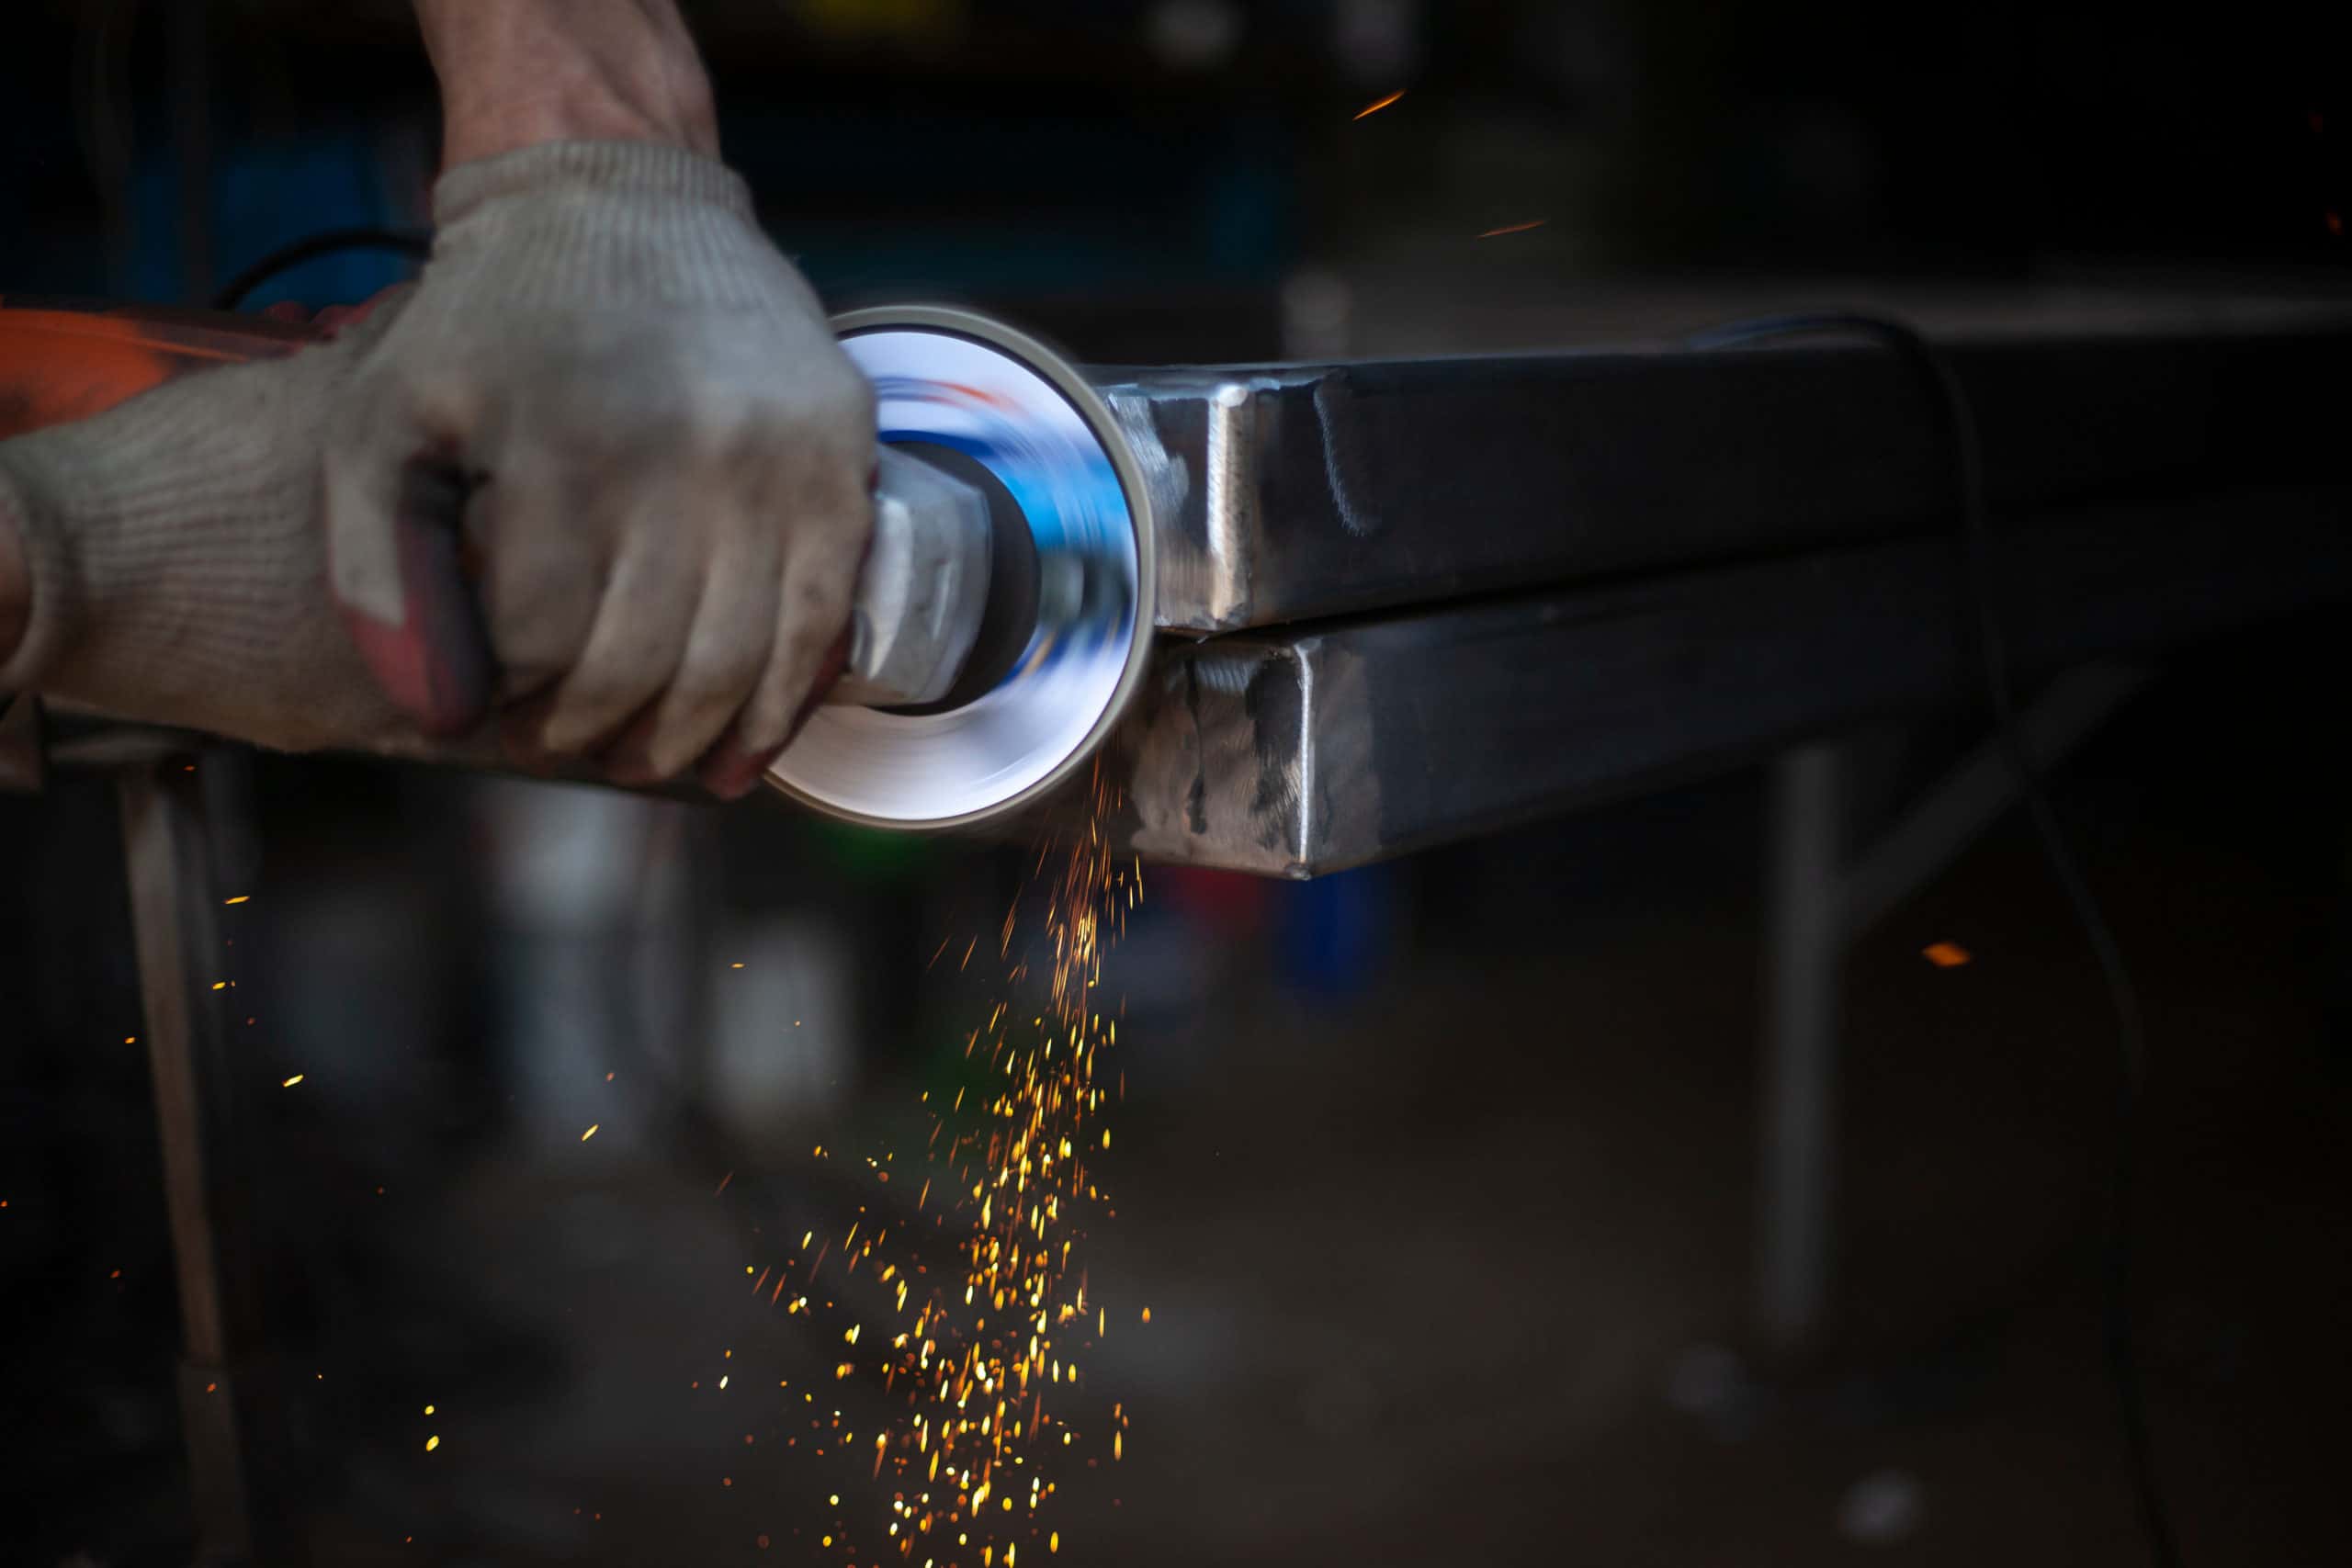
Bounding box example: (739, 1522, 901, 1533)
(1096, 313, 2352, 636)
(1084, 485, 2352, 875)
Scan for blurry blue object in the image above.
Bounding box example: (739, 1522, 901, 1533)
(1277, 862, 1394, 997)
(131, 126, 416, 310)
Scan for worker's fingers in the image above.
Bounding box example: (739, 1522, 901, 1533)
(519, 511, 703, 759)
(471, 440, 608, 707)
(697, 625, 851, 800)
(601, 525, 783, 785)
(734, 489, 868, 759)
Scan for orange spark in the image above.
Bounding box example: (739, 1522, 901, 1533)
(780, 759, 1135, 1559)
(1922, 942, 1973, 968)
(1353, 89, 1405, 120)
(1477, 220, 1547, 238)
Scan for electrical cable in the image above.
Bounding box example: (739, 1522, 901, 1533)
(1690, 311, 2182, 1568)
(212, 227, 432, 312)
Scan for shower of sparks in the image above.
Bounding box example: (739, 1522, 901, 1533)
(757, 759, 1142, 1563)
(1353, 89, 1406, 119)
(1477, 220, 1547, 238)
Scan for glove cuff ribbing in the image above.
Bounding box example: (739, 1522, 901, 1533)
(434, 140, 755, 230)
(423, 141, 800, 320)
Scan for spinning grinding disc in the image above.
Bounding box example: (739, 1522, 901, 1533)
(765, 307, 1157, 829)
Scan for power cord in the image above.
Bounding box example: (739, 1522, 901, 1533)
(1690, 312, 2181, 1568)
(212, 226, 431, 312)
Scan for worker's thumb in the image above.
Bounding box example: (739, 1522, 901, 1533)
(323, 398, 496, 739)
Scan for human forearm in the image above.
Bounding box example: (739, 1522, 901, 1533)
(413, 0, 719, 167)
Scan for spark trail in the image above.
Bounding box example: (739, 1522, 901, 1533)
(767, 761, 1139, 1563)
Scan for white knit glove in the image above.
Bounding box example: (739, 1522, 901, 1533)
(324, 141, 876, 795)
(0, 299, 423, 752)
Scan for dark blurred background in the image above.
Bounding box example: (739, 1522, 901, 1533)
(4, 2, 2350, 1564)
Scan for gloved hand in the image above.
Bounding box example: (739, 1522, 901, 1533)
(325, 141, 876, 795)
(0, 298, 424, 753)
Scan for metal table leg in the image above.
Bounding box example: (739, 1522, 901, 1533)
(1756, 741, 1849, 1355)
(1750, 666, 2146, 1356)
(119, 756, 300, 1567)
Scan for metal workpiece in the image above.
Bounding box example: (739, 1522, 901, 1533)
(1095, 486, 2352, 877)
(1098, 318, 2352, 635)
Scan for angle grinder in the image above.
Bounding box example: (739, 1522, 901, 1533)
(0, 299, 1157, 828)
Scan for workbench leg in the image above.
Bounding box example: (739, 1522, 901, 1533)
(119, 760, 302, 1568)
(1756, 741, 1849, 1356)
(1748, 668, 2143, 1359)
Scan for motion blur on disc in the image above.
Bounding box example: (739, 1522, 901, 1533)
(767, 307, 1156, 829)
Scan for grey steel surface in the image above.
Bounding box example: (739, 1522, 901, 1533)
(1100, 320, 2352, 635)
(1093, 485, 2352, 876)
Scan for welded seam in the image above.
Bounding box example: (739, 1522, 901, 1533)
(1295, 642, 1315, 872)
(1204, 382, 1253, 627)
